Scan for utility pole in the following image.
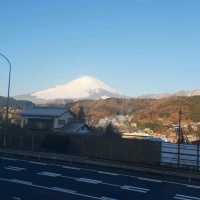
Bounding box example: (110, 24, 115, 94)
(177, 108, 182, 167)
(178, 109, 182, 143)
(0, 52, 12, 148)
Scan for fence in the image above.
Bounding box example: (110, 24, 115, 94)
(0, 129, 161, 166)
(2, 128, 200, 171)
(66, 135, 161, 165)
(161, 142, 200, 170)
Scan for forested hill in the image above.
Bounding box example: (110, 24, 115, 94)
(69, 96, 200, 125)
(0, 96, 34, 109)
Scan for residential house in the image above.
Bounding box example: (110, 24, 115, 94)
(21, 107, 74, 130)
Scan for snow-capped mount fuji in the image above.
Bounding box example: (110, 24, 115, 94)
(15, 76, 122, 104)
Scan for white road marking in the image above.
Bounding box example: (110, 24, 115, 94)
(28, 161, 47, 166)
(37, 171, 61, 177)
(0, 177, 119, 200)
(5, 166, 26, 172)
(76, 178, 102, 184)
(12, 197, 22, 200)
(121, 185, 150, 193)
(101, 197, 118, 200)
(165, 180, 200, 190)
(0, 177, 11, 182)
(174, 194, 200, 200)
(98, 171, 119, 176)
(186, 184, 200, 189)
(137, 177, 162, 183)
(62, 166, 80, 170)
(1, 157, 17, 161)
(61, 175, 77, 180)
(72, 193, 102, 200)
(174, 197, 190, 200)
(2, 156, 200, 190)
(36, 171, 150, 193)
(11, 179, 33, 186)
(51, 187, 76, 194)
(101, 182, 120, 187)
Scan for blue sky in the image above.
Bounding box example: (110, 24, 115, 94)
(0, 0, 200, 97)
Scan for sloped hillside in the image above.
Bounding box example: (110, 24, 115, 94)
(70, 96, 200, 126)
(0, 96, 34, 108)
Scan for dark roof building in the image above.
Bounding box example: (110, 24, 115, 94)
(21, 107, 74, 130)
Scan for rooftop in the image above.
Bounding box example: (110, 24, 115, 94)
(21, 107, 68, 117)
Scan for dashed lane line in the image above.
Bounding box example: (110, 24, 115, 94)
(97, 171, 119, 176)
(11, 179, 33, 186)
(1, 156, 200, 189)
(1, 157, 17, 161)
(1, 156, 158, 181)
(37, 172, 61, 177)
(28, 161, 47, 166)
(37, 171, 150, 193)
(120, 185, 150, 193)
(62, 166, 81, 171)
(137, 177, 163, 183)
(12, 197, 22, 200)
(101, 197, 118, 200)
(174, 194, 200, 200)
(76, 178, 102, 184)
(186, 184, 200, 189)
(5, 166, 26, 172)
(0, 178, 119, 200)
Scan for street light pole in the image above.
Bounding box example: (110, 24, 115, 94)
(177, 108, 182, 167)
(0, 52, 12, 147)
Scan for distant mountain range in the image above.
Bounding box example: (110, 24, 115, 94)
(0, 96, 34, 108)
(138, 89, 200, 99)
(14, 75, 200, 104)
(15, 76, 122, 104)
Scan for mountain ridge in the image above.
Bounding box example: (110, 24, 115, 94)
(14, 75, 200, 104)
(15, 76, 122, 104)
(138, 89, 200, 99)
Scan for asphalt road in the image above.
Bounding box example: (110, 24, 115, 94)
(0, 154, 200, 200)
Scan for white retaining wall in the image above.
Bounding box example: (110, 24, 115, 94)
(161, 142, 200, 170)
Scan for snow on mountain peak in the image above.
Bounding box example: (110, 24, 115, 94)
(31, 76, 120, 100)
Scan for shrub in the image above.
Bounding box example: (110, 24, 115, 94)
(42, 134, 69, 153)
